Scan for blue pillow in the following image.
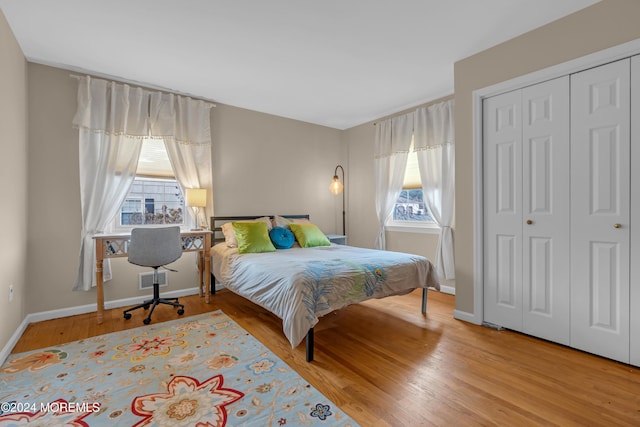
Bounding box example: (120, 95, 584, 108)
(269, 226, 295, 249)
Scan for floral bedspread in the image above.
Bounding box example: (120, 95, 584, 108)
(212, 244, 440, 347)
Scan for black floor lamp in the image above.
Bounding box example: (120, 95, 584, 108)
(330, 165, 346, 236)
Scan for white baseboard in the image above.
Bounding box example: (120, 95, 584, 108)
(0, 285, 224, 366)
(453, 309, 482, 325)
(438, 285, 455, 295)
(26, 287, 202, 323)
(0, 316, 31, 368)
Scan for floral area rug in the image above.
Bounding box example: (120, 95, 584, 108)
(0, 311, 358, 426)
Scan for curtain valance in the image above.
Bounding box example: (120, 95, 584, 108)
(72, 76, 214, 145)
(374, 112, 413, 158)
(414, 100, 454, 150)
(73, 77, 150, 137)
(150, 92, 212, 145)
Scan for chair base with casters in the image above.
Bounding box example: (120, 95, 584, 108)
(123, 269, 185, 324)
(123, 226, 185, 325)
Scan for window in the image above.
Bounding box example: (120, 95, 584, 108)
(394, 189, 431, 221)
(386, 139, 437, 232)
(115, 138, 185, 229)
(119, 178, 184, 226)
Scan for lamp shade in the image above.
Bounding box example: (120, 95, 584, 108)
(185, 188, 206, 207)
(330, 176, 344, 195)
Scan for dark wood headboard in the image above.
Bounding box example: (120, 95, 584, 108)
(210, 215, 310, 246)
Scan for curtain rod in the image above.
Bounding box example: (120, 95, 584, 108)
(69, 73, 217, 107)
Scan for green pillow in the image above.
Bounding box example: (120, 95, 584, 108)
(232, 221, 276, 254)
(289, 223, 331, 248)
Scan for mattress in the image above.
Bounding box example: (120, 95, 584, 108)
(211, 243, 440, 347)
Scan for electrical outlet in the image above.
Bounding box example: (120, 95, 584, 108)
(9, 285, 14, 302)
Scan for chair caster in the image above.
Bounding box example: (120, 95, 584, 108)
(143, 317, 151, 325)
(177, 309, 184, 315)
(124, 313, 131, 320)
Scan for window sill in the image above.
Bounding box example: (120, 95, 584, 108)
(385, 223, 440, 235)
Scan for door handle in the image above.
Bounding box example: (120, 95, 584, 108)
(614, 223, 622, 229)
(526, 220, 533, 225)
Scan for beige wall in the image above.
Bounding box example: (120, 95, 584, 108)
(24, 63, 344, 315)
(453, 0, 640, 315)
(211, 103, 343, 230)
(0, 10, 27, 352)
(343, 97, 455, 291)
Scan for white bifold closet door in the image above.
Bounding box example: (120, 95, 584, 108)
(570, 58, 630, 363)
(484, 89, 523, 332)
(484, 76, 570, 345)
(631, 55, 640, 367)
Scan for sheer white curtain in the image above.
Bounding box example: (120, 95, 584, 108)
(150, 93, 214, 227)
(72, 77, 148, 291)
(72, 77, 215, 292)
(414, 99, 455, 279)
(374, 113, 413, 249)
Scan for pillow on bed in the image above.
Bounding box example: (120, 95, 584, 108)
(272, 215, 310, 229)
(222, 217, 272, 247)
(289, 223, 331, 248)
(232, 221, 276, 254)
(269, 226, 295, 249)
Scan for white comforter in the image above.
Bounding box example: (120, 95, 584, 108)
(211, 243, 440, 347)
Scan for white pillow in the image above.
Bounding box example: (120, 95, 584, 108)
(222, 217, 272, 247)
(272, 215, 310, 229)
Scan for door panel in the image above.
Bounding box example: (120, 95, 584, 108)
(522, 77, 570, 345)
(630, 54, 640, 366)
(571, 58, 630, 363)
(496, 234, 517, 307)
(590, 241, 619, 330)
(484, 90, 523, 330)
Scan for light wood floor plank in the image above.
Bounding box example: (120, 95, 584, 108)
(10, 289, 640, 426)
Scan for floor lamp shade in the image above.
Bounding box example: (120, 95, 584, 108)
(330, 176, 344, 195)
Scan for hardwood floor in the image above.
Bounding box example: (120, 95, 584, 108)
(12, 289, 640, 426)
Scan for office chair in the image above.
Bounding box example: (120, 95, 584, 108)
(123, 226, 185, 324)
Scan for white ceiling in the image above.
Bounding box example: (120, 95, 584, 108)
(0, 0, 598, 129)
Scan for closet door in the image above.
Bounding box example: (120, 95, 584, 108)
(571, 58, 630, 363)
(631, 55, 640, 366)
(484, 89, 523, 331)
(521, 77, 570, 345)
(484, 78, 570, 342)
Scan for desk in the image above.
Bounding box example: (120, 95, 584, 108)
(93, 230, 212, 324)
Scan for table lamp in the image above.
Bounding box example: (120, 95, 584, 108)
(185, 188, 207, 230)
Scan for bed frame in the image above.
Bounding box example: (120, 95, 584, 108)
(209, 214, 428, 362)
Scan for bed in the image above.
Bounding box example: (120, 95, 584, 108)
(210, 215, 440, 361)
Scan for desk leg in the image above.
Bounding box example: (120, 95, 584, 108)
(205, 234, 211, 303)
(198, 251, 204, 297)
(95, 241, 104, 324)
